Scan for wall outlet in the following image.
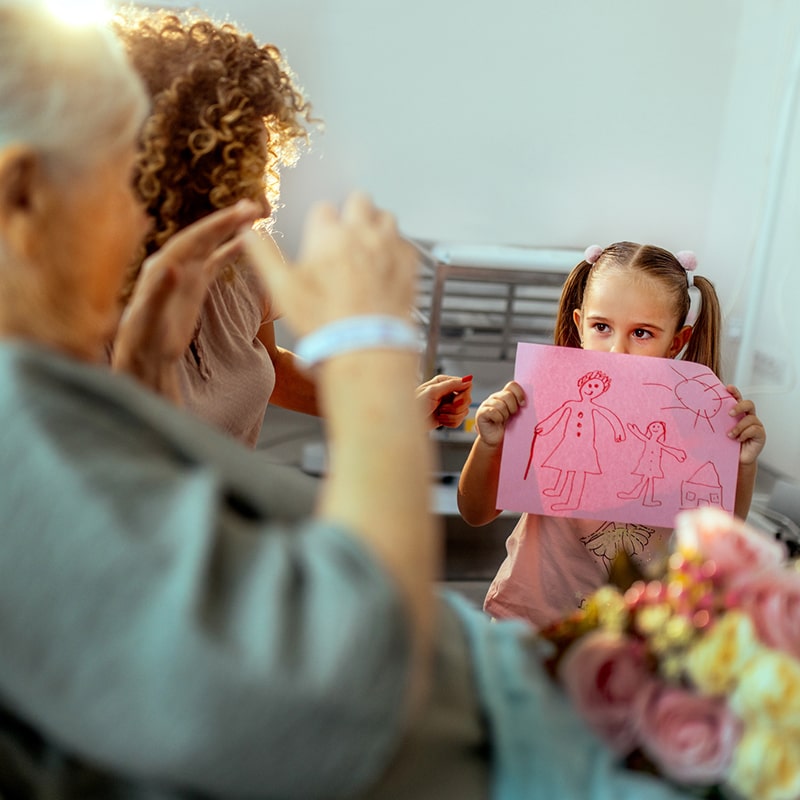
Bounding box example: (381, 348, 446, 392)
(727, 317, 743, 342)
(753, 349, 786, 382)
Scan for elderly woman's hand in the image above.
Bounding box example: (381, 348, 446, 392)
(245, 192, 418, 338)
(113, 200, 259, 400)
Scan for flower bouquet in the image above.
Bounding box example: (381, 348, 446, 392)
(539, 507, 800, 800)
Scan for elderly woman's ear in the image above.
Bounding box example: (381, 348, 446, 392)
(0, 146, 44, 260)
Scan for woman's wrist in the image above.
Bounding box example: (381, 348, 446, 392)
(295, 315, 422, 368)
(112, 350, 183, 405)
(318, 349, 421, 416)
(475, 432, 505, 453)
(737, 459, 758, 476)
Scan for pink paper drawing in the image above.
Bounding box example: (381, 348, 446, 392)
(681, 462, 723, 508)
(524, 370, 625, 512)
(497, 344, 741, 527)
(616, 421, 686, 507)
(644, 366, 730, 431)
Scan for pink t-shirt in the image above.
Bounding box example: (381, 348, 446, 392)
(178, 263, 277, 447)
(484, 513, 672, 630)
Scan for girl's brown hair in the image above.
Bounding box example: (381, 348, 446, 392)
(553, 241, 722, 378)
(111, 8, 315, 300)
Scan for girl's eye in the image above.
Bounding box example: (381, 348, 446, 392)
(632, 329, 653, 340)
(592, 323, 609, 333)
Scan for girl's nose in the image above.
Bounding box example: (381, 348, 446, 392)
(609, 335, 629, 354)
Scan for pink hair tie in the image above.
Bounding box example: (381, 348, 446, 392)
(676, 250, 698, 286)
(584, 244, 603, 265)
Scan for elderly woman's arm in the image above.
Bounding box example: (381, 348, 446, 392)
(116, 193, 438, 693)
(0, 194, 440, 799)
(246, 194, 439, 707)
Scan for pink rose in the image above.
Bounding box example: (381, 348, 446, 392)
(674, 508, 786, 583)
(558, 631, 652, 755)
(637, 683, 742, 785)
(731, 567, 800, 660)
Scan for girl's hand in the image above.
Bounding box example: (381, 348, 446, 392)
(726, 385, 766, 466)
(474, 381, 526, 448)
(416, 374, 473, 429)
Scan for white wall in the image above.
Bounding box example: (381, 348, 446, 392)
(702, 0, 800, 484)
(195, 0, 800, 481)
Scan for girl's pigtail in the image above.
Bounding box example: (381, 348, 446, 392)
(682, 275, 722, 379)
(554, 260, 593, 348)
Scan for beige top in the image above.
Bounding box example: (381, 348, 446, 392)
(485, 512, 673, 629)
(178, 262, 276, 447)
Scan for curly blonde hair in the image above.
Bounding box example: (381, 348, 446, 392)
(111, 8, 314, 299)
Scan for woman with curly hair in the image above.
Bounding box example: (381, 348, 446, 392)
(112, 8, 472, 445)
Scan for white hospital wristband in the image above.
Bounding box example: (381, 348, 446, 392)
(295, 315, 422, 366)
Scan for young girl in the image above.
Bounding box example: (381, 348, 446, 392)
(457, 241, 766, 629)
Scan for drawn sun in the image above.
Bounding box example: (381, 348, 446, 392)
(644, 365, 729, 432)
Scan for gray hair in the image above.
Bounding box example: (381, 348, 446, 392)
(0, 2, 148, 176)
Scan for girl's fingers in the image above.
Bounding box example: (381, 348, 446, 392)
(726, 384, 743, 402)
(729, 416, 765, 441)
(503, 381, 527, 407)
(729, 399, 755, 417)
(479, 396, 515, 423)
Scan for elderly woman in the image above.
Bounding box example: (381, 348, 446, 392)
(0, 4, 694, 799)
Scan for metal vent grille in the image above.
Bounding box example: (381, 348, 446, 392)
(412, 241, 583, 378)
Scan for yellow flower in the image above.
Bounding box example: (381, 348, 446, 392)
(730, 648, 800, 729)
(685, 611, 761, 696)
(728, 726, 800, 800)
(589, 586, 629, 632)
(636, 603, 671, 636)
(650, 614, 696, 658)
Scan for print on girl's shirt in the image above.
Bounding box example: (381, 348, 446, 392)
(580, 521, 657, 569)
(498, 344, 741, 527)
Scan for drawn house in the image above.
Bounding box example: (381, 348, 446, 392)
(680, 461, 723, 509)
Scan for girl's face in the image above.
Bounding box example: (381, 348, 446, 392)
(573, 270, 691, 358)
